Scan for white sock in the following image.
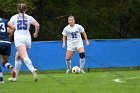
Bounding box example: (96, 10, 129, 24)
(15, 60, 22, 79)
(4, 63, 13, 70)
(23, 57, 35, 73)
(0, 72, 3, 82)
(0, 62, 4, 82)
(66, 60, 71, 69)
(80, 58, 85, 69)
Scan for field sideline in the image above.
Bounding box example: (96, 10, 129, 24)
(0, 68, 140, 93)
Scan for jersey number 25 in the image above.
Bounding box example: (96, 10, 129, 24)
(17, 20, 27, 30)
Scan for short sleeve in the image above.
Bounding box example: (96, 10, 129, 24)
(29, 16, 36, 24)
(9, 16, 15, 24)
(62, 27, 67, 36)
(79, 25, 85, 33)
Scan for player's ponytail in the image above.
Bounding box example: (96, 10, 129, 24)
(17, 3, 27, 26)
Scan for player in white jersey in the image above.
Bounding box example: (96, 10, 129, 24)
(8, 3, 40, 82)
(62, 16, 90, 74)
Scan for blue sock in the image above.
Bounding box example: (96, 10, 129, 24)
(0, 77, 3, 82)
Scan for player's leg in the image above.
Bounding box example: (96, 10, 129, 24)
(17, 45, 35, 72)
(65, 50, 75, 74)
(1, 43, 16, 78)
(0, 63, 4, 83)
(17, 45, 38, 81)
(8, 52, 22, 82)
(26, 38, 38, 81)
(2, 55, 13, 70)
(0, 45, 4, 83)
(2, 55, 16, 78)
(14, 51, 22, 81)
(78, 47, 85, 73)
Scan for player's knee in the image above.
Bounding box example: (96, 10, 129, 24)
(79, 52, 85, 59)
(15, 55, 21, 61)
(65, 56, 71, 61)
(66, 58, 71, 62)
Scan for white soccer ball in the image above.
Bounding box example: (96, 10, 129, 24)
(72, 66, 80, 74)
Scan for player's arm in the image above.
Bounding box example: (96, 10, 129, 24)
(82, 32, 90, 46)
(7, 27, 13, 38)
(62, 27, 67, 48)
(31, 18, 40, 38)
(7, 22, 15, 38)
(62, 35, 66, 48)
(7, 22, 15, 31)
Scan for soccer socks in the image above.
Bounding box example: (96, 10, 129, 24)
(23, 57, 35, 73)
(3, 63, 13, 70)
(66, 60, 71, 70)
(66, 60, 71, 74)
(80, 58, 85, 69)
(0, 73, 4, 83)
(23, 57, 38, 81)
(0, 67, 4, 83)
(79, 58, 85, 73)
(15, 60, 22, 79)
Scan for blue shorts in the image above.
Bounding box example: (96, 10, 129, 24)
(0, 42, 11, 56)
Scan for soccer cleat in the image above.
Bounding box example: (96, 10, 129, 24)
(66, 69, 70, 74)
(0, 81, 4, 84)
(33, 69, 38, 82)
(80, 69, 85, 74)
(8, 77, 17, 82)
(11, 68, 16, 78)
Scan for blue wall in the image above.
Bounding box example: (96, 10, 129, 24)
(1, 39, 140, 72)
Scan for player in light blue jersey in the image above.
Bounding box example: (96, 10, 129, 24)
(0, 17, 15, 83)
(62, 16, 90, 74)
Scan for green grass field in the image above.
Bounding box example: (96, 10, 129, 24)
(0, 68, 140, 93)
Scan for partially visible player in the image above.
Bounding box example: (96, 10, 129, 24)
(62, 16, 90, 74)
(0, 66, 3, 83)
(0, 17, 16, 83)
(8, 3, 40, 82)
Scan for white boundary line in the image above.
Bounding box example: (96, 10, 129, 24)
(112, 76, 139, 83)
(112, 78, 126, 83)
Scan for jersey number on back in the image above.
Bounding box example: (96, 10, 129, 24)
(17, 20, 27, 30)
(0, 23, 6, 32)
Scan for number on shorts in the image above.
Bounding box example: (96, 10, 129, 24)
(17, 20, 28, 30)
(0, 23, 6, 32)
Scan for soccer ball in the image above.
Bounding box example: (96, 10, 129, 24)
(72, 66, 80, 74)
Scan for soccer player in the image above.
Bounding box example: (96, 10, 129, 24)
(8, 3, 40, 82)
(62, 16, 90, 74)
(0, 17, 16, 83)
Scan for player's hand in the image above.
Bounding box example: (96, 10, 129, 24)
(86, 41, 90, 46)
(62, 43, 65, 48)
(33, 33, 38, 38)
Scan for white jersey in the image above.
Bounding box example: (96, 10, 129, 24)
(9, 13, 35, 40)
(62, 24, 84, 46)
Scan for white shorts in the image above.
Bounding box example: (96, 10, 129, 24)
(67, 42, 84, 51)
(14, 36, 31, 48)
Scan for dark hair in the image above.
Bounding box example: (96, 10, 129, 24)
(17, 3, 27, 25)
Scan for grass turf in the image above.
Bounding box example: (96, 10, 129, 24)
(0, 69, 140, 93)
